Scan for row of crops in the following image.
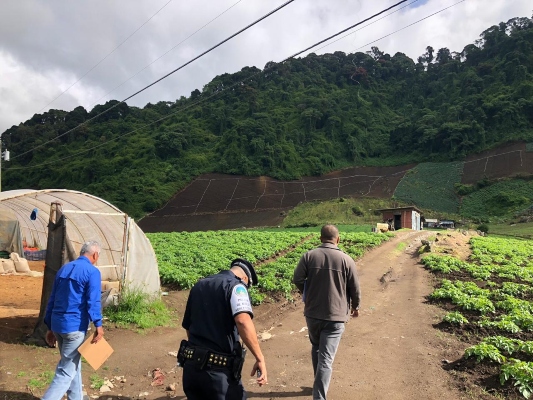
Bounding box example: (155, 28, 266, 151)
(393, 161, 463, 214)
(147, 230, 390, 304)
(422, 236, 533, 399)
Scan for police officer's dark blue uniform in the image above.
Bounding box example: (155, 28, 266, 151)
(181, 258, 267, 400)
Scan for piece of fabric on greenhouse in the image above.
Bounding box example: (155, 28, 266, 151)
(0, 189, 160, 295)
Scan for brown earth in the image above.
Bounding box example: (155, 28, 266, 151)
(0, 231, 500, 400)
(139, 165, 413, 233)
(139, 141, 533, 233)
(462, 141, 533, 184)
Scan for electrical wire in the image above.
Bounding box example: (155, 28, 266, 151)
(352, 0, 466, 52)
(7, 0, 463, 171)
(36, 0, 175, 114)
(86, 0, 246, 111)
(10, 0, 296, 161)
(308, 0, 420, 54)
(285, 0, 410, 60)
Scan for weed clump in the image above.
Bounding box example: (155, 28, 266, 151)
(104, 285, 172, 329)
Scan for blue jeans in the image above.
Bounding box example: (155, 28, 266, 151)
(306, 317, 345, 400)
(42, 331, 85, 400)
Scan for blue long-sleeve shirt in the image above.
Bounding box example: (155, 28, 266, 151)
(44, 255, 102, 333)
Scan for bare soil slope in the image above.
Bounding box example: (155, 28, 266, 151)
(0, 231, 491, 400)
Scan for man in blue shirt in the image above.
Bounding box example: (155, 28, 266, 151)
(42, 241, 104, 400)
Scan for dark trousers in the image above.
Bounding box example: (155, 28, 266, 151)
(183, 363, 246, 400)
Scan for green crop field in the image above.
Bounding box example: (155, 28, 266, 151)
(423, 236, 533, 398)
(393, 162, 463, 214)
(147, 229, 390, 304)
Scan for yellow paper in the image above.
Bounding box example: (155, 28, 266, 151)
(78, 335, 114, 371)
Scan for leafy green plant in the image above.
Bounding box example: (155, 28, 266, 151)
(500, 359, 533, 399)
(518, 341, 533, 355)
(478, 317, 521, 334)
(482, 336, 518, 355)
(464, 343, 506, 363)
(443, 311, 469, 325)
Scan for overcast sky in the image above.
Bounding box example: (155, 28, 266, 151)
(0, 0, 530, 134)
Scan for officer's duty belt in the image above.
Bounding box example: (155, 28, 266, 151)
(184, 346, 234, 369)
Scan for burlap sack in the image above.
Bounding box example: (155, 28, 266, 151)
(0, 261, 4, 274)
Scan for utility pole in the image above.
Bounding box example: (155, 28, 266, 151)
(0, 134, 10, 192)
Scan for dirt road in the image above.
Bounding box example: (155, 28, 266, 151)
(244, 230, 466, 400)
(0, 231, 472, 399)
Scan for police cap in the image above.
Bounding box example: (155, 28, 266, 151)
(231, 258, 258, 286)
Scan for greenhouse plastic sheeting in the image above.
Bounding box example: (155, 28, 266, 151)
(0, 205, 23, 256)
(0, 189, 160, 295)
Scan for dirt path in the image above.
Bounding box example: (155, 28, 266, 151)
(0, 231, 473, 400)
(242, 230, 466, 400)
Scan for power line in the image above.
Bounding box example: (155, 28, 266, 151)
(11, 0, 296, 162)
(352, 0, 466, 52)
(309, 0, 420, 54)
(284, 0, 410, 60)
(8, 0, 455, 172)
(36, 0, 175, 114)
(86, 0, 246, 111)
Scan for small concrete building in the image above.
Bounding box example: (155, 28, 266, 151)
(377, 206, 422, 231)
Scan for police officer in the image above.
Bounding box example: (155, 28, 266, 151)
(180, 258, 268, 399)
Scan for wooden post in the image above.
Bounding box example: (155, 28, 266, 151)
(26, 202, 67, 346)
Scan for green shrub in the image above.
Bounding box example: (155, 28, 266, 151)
(351, 206, 364, 216)
(478, 223, 489, 233)
(455, 183, 475, 196)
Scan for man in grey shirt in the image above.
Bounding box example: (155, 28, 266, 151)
(293, 224, 360, 400)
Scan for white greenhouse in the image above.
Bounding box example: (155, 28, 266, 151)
(0, 189, 160, 295)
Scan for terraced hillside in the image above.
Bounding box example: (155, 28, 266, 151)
(139, 142, 533, 232)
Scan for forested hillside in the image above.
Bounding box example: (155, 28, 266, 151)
(2, 16, 532, 217)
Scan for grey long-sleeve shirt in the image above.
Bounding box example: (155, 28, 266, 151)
(293, 242, 360, 322)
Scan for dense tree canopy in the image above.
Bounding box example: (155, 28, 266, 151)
(2, 16, 532, 217)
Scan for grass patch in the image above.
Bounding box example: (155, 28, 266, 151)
(396, 242, 407, 252)
(460, 178, 533, 221)
(90, 374, 105, 390)
(280, 197, 407, 228)
(488, 222, 533, 240)
(27, 370, 54, 390)
(104, 285, 173, 329)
